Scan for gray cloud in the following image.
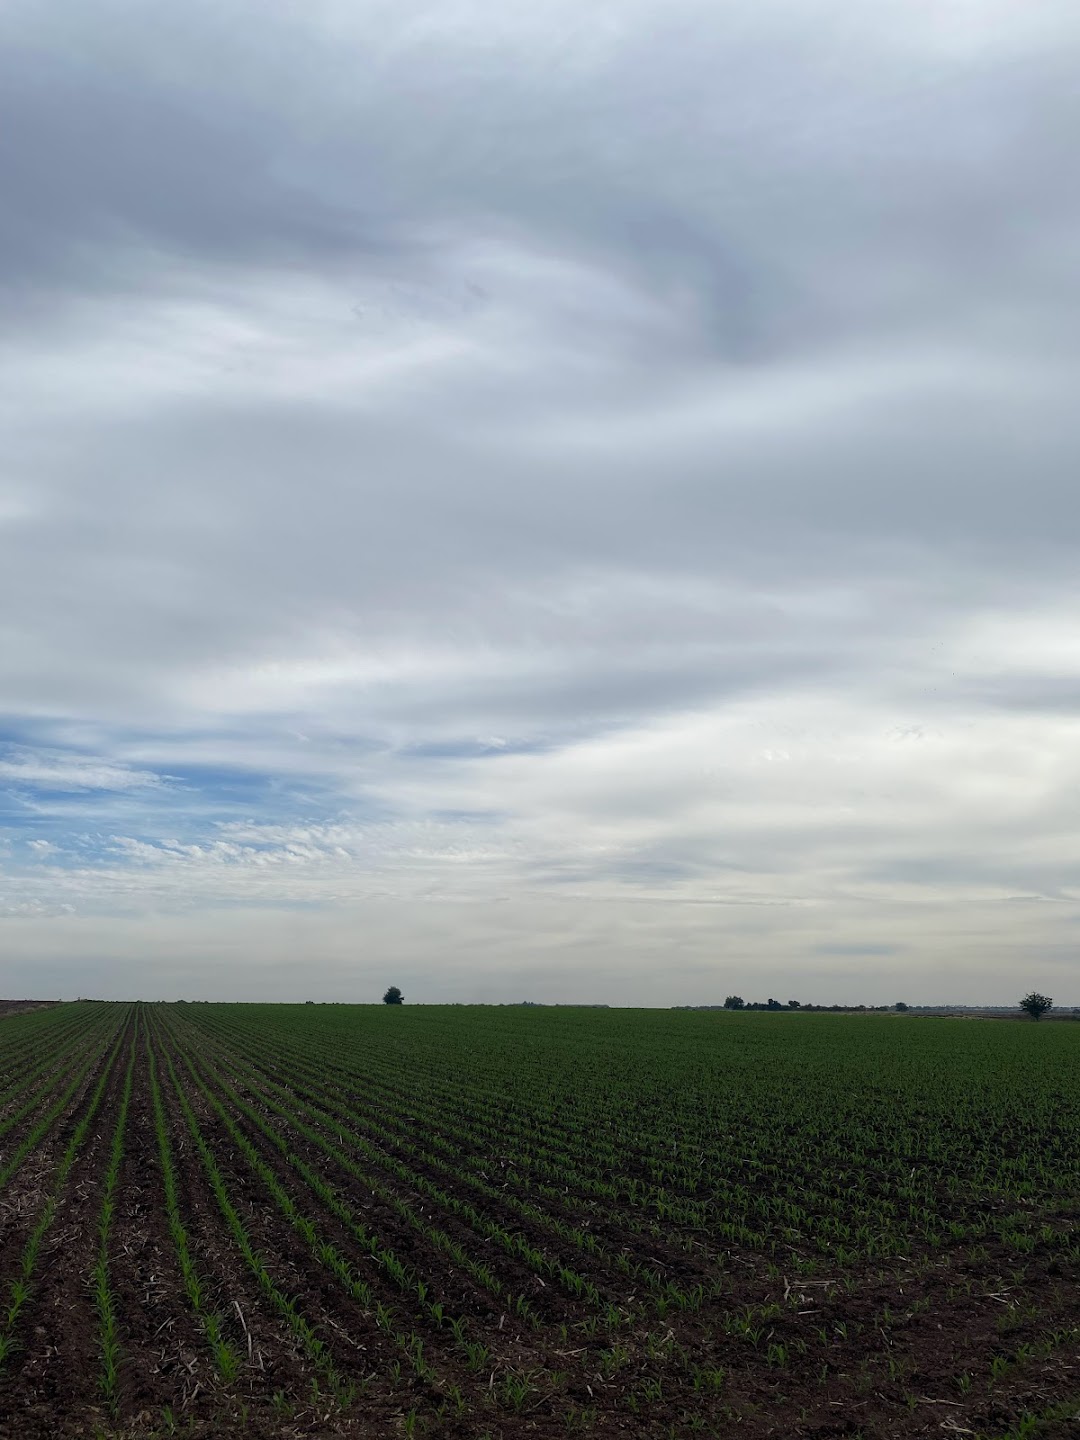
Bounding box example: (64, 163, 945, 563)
(1, 0, 1079, 1001)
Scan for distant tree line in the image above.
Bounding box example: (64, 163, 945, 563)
(718, 996, 906, 1013)
(702, 994, 1065, 1020)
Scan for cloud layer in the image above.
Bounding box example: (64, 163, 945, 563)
(2, 0, 1079, 1002)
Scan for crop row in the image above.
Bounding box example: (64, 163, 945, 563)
(0, 1000, 1077, 1440)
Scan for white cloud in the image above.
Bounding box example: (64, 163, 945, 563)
(0, 752, 163, 792)
(0, 0, 1078, 1001)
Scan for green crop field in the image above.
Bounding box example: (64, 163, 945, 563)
(0, 1002, 1077, 1439)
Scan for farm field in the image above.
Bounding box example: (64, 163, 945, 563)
(0, 1004, 1077, 1439)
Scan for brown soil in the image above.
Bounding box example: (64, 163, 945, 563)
(8, 1024, 132, 1433)
(0, 1009, 1078, 1440)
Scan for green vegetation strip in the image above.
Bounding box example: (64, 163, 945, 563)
(185, 1007, 742, 1261)
(0, 1020, 122, 1195)
(191, 1003, 1080, 1263)
(159, 1034, 354, 1405)
(0, 1007, 99, 1097)
(92, 1018, 139, 1413)
(0, 1009, 131, 1368)
(145, 1030, 240, 1382)
(0, 1005, 114, 1130)
(167, 1027, 496, 1361)
(174, 1014, 617, 1316)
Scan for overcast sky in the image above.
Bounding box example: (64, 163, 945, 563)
(2, 1, 1079, 1004)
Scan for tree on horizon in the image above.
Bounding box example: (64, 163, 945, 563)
(1019, 991, 1052, 1021)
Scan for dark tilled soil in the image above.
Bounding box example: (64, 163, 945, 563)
(106, 1040, 210, 1423)
(199, 1041, 646, 1318)
(153, 1038, 318, 1399)
(8, 1028, 132, 1433)
(210, 1061, 599, 1331)
(0, 1012, 1078, 1440)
